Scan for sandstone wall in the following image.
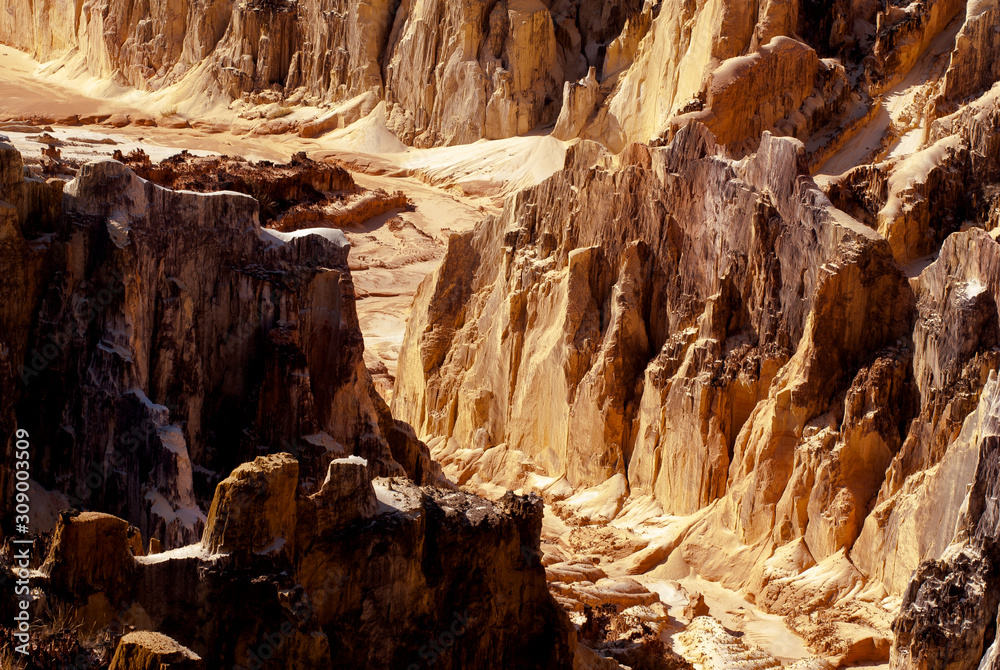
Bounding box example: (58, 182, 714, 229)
(9, 0, 1000, 153)
(393, 111, 1000, 656)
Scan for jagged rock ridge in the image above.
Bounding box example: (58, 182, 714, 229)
(394, 108, 1000, 667)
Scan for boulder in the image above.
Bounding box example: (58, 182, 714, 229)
(109, 631, 202, 670)
(202, 453, 299, 565)
(40, 511, 137, 622)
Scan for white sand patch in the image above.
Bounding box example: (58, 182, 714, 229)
(136, 542, 211, 565)
(317, 103, 568, 197)
(814, 14, 963, 176)
(555, 474, 629, 525)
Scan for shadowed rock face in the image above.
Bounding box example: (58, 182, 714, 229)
(0, 143, 435, 549)
(36, 454, 578, 670)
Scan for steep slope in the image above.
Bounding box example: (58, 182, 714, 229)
(394, 106, 1000, 666)
(0, 141, 434, 549)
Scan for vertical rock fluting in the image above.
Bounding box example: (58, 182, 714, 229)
(382, 0, 566, 147)
(866, 0, 966, 95)
(891, 378, 1000, 670)
(392, 110, 1000, 670)
(937, 0, 1000, 108)
(0, 0, 964, 152)
(395, 124, 914, 573)
(0, 146, 434, 549)
(853, 228, 1000, 596)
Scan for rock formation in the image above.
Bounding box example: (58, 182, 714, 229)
(6, 0, 1000, 153)
(394, 93, 1000, 668)
(31, 453, 581, 670)
(891, 375, 1000, 669)
(8, 0, 1000, 668)
(0, 142, 434, 550)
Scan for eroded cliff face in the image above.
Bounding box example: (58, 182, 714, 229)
(8, 0, 1000, 154)
(394, 102, 1000, 666)
(7, 1, 1000, 668)
(0, 142, 434, 550)
(395, 125, 909, 567)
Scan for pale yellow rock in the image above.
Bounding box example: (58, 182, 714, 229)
(686, 37, 820, 155)
(600, 0, 746, 150)
(553, 68, 600, 141)
(553, 474, 629, 525)
(869, 0, 966, 94)
(938, 0, 1000, 106)
(853, 229, 1000, 595)
(384, 0, 562, 146)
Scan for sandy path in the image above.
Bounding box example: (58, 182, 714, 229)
(347, 173, 489, 398)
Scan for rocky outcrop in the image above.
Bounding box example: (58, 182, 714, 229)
(890, 376, 1000, 670)
(938, 0, 1000, 108)
(397, 124, 893, 521)
(552, 67, 601, 141)
(35, 453, 581, 670)
(109, 632, 203, 670)
(112, 149, 359, 223)
(111, 149, 413, 248)
(382, 0, 564, 146)
(867, 0, 966, 95)
(0, 144, 434, 549)
(202, 453, 299, 566)
(827, 87, 1000, 265)
(40, 512, 137, 607)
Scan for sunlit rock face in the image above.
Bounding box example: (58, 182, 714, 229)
(7, 0, 1000, 150)
(394, 93, 1000, 666)
(394, 124, 913, 573)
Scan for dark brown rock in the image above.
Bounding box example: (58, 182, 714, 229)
(109, 631, 202, 670)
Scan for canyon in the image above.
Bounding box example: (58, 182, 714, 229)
(2, 0, 1000, 669)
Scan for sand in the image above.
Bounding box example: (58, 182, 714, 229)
(814, 14, 963, 177)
